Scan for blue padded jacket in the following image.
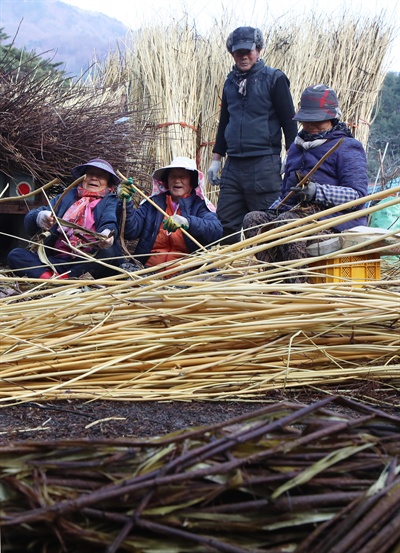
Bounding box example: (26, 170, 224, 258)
(281, 128, 368, 231)
(123, 191, 223, 264)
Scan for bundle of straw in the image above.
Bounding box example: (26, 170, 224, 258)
(1, 186, 399, 405)
(1, 397, 400, 552)
(92, 9, 394, 195)
(0, 62, 157, 185)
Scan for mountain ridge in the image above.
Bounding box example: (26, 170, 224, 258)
(0, 0, 129, 76)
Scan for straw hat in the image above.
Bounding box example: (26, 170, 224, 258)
(152, 157, 199, 183)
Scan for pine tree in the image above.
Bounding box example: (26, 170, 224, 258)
(367, 72, 400, 186)
(0, 28, 65, 78)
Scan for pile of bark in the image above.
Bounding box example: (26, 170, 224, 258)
(1, 396, 399, 552)
(0, 53, 158, 187)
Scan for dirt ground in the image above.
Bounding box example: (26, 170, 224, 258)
(1, 382, 399, 444)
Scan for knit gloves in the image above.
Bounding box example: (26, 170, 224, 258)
(207, 160, 221, 186)
(117, 177, 136, 200)
(163, 214, 189, 232)
(289, 182, 317, 202)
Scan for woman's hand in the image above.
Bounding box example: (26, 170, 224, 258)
(36, 210, 54, 230)
(289, 182, 317, 202)
(163, 214, 189, 232)
(98, 229, 115, 249)
(117, 178, 136, 200)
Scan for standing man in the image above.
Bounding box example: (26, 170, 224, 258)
(208, 26, 297, 244)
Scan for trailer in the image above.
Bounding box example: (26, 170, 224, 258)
(0, 171, 45, 261)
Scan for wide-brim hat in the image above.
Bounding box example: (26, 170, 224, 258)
(152, 157, 199, 182)
(293, 84, 342, 122)
(71, 158, 120, 185)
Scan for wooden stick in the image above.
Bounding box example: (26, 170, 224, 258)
(275, 137, 345, 209)
(52, 176, 84, 211)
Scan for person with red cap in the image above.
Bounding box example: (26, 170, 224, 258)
(242, 84, 368, 274)
(7, 158, 124, 279)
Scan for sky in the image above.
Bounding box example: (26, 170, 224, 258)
(61, 0, 400, 71)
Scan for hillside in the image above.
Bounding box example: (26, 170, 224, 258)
(0, 0, 128, 76)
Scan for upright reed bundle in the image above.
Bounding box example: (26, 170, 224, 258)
(266, 11, 393, 147)
(90, 8, 394, 193)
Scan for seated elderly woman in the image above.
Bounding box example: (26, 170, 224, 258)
(118, 157, 223, 269)
(242, 84, 368, 275)
(7, 158, 123, 279)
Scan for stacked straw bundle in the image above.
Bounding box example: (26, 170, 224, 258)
(0, 186, 400, 405)
(93, 8, 394, 194)
(1, 397, 400, 551)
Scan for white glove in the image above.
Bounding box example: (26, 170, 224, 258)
(98, 229, 114, 249)
(207, 160, 221, 186)
(163, 214, 189, 232)
(36, 210, 54, 230)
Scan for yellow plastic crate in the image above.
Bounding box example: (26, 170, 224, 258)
(309, 254, 381, 284)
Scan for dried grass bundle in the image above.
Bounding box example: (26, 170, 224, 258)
(0, 57, 158, 186)
(264, 11, 393, 147)
(0, 186, 399, 404)
(1, 397, 400, 552)
(92, 8, 394, 197)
